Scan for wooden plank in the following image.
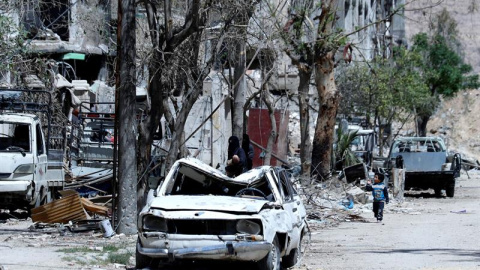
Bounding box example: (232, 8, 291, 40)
(58, 190, 78, 197)
(80, 198, 109, 216)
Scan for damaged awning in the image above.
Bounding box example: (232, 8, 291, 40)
(63, 53, 86, 60)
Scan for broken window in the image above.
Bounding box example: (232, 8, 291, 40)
(22, 0, 70, 41)
(277, 169, 293, 201)
(345, 0, 350, 17)
(36, 123, 44, 155)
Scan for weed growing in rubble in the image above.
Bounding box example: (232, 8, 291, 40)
(107, 251, 132, 265)
(57, 243, 133, 266)
(57, 246, 92, 253)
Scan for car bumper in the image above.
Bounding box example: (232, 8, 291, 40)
(137, 235, 271, 261)
(0, 180, 31, 193)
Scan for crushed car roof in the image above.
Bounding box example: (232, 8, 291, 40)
(174, 158, 272, 185)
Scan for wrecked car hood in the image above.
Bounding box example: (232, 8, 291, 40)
(150, 195, 268, 214)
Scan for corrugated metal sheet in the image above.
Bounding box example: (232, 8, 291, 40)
(31, 193, 88, 223)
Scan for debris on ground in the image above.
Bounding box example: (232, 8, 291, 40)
(27, 190, 112, 238)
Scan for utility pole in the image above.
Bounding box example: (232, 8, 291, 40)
(115, 0, 137, 235)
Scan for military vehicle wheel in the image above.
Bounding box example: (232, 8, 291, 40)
(446, 185, 455, 197)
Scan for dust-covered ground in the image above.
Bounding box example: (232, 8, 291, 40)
(297, 169, 480, 270)
(1, 169, 479, 270)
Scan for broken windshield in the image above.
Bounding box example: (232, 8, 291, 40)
(164, 162, 274, 201)
(0, 122, 31, 152)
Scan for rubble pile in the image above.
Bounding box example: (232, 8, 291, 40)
(295, 176, 370, 228)
(295, 172, 428, 229)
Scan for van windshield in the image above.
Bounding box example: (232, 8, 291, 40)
(0, 122, 31, 152)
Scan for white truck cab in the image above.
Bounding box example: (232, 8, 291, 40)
(0, 89, 66, 212)
(0, 113, 51, 210)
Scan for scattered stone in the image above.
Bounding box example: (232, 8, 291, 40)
(89, 246, 103, 251)
(346, 187, 368, 204)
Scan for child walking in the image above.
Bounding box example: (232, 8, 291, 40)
(366, 173, 389, 223)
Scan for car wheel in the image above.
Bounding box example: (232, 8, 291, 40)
(136, 238, 154, 269)
(434, 188, 442, 197)
(446, 184, 455, 197)
(257, 236, 281, 270)
(282, 235, 304, 268)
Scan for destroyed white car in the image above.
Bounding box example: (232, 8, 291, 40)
(136, 158, 308, 270)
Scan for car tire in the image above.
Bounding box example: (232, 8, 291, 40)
(282, 235, 304, 268)
(434, 188, 442, 197)
(257, 236, 281, 270)
(446, 184, 455, 197)
(136, 238, 154, 269)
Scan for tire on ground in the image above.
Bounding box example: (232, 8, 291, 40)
(257, 236, 281, 270)
(446, 184, 455, 197)
(282, 235, 303, 268)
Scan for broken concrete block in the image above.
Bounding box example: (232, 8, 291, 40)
(346, 187, 368, 204)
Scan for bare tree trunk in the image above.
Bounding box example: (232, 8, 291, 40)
(165, 85, 203, 169)
(116, 0, 137, 235)
(137, 0, 210, 198)
(233, 8, 255, 138)
(298, 69, 312, 176)
(312, 51, 340, 181)
(416, 114, 430, 137)
(262, 93, 277, 165)
(233, 40, 246, 138)
(136, 1, 164, 212)
(309, 0, 341, 181)
(136, 60, 163, 210)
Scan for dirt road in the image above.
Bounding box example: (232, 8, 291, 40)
(300, 170, 480, 270)
(1, 170, 479, 270)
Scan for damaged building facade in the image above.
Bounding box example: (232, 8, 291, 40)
(180, 0, 406, 170)
(0, 1, 120, 205)
(1, 0, 116, 106)
(1, 0, 405, 172)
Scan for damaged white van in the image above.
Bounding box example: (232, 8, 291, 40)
(136, 158, 308, 270)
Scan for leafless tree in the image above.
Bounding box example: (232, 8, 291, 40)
(115, 0, 137, 235)
(135, 0, 212, 208)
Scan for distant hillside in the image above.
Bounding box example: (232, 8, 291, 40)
(403, 1, 480, 163)
(404, 0, 480, 73)
(428, 89, 480, 163)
